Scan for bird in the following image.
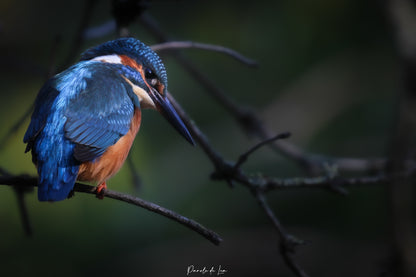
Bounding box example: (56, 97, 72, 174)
(23, 37, 194, 201)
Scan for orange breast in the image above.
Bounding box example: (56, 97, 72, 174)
(77, 108, 142, 185)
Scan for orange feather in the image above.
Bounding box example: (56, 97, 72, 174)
(77, 108, 142, 185)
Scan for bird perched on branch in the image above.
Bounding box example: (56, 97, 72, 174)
(24, 38, 194, 201)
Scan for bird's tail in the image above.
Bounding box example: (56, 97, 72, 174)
(34, 134, 80, 201)
(37, 160, 79, 201)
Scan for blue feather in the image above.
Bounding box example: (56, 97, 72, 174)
(24, 60, 142, 201)
(81, 37, 168, 88)
(63, 63, 135, 161)
(23, 38, 170, 201)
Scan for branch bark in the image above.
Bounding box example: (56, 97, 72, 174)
(255, 191, 309, 277)
(151, 41, 258, 67)
(0, 173, 222, 246)
(0, 8, 408, 277)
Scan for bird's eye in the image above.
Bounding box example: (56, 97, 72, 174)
(144, 67, 155, 79)
(144, 67, 158, 87)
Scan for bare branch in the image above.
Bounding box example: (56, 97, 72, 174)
(14, 187, 33, 237)
(258, 173, 391, 193)
(139, 14, 321, 173)
(140, 14, 391, 176)
(234, 132, 291, 170)
(168, 92, 386, 193)
(0, 173, 222, 246)
(255, 191, 309, 277)
(1, 169, 33, 236)
(165, 87, 407, 276)
(151, 41, 258, 67)
(139, 14, 260, 133)
(167, 92, 312, 274)
(1, 9, 402, 277)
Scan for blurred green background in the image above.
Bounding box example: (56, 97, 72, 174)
(0, 0, 401, 276)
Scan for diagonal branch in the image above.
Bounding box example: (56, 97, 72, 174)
(0, 168, 33, 236)
(165, 89, 409, 276)
(14, 186, 33, 237)
(151, 41, 258, 67)
(0, 173, 222, 246)
(166, 92, 309, 274)
(141, 13, 389, 175)
(234, 132, 292, 170)
(255, 191, 309, 277)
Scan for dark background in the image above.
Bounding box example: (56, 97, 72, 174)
(0, 1, 406, 276)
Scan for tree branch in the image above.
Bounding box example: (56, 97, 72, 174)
(165, 89, 413, 276)
(141, 13, 390, 176)
(14, 186, 33, 237)
(168, 92, 389, 193)
(151, 41, 258, 67)
(255, 191, 309, 277)
(0, 173, 222, 246)
(0, 8, 404, 277)
(234, 132, 292, 170)
(166, 92, 310, 273)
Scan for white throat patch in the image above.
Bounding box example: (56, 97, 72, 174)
(122, 76, 156, 109)
(91, 54, 122, 64)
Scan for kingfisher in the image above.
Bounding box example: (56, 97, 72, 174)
(23, 37, 194, 201)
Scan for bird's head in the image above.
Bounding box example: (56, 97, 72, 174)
(80, 37, 194, 145)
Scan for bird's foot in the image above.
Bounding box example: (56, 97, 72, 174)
(95, 182, 107, 199)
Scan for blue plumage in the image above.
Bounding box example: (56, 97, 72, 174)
(80, 37, 168, 86)
(24, 61, 139, 201)
(24, 38, 193, 201)
(63, 63, 136, 161)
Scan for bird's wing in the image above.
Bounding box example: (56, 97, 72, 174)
(64, 64, 136, 162)
(23, 80, 61, 154)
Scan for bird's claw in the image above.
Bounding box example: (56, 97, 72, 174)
(95, 182, 107, 199)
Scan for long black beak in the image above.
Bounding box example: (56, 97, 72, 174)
(151, 91, 195, 145)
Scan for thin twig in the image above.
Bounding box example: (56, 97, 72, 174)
(166, 88, 401, 277)
(0, 11, 398, 277)
(0, 169, 33, 236)
(255, 191, 309, 277)
(140, 14, 253, 124)
(166, 92, 311, 274)
(166, 93, 230, 167)
(151, 41, 258, 67)
(168, 92, 388, 192)
(139, 14, 320, 172)
(234, 132, 292, 170)
(258, 173, 391, 192)
(140, 13, 390, 175)
(0, 174, 222, 246)
(75, 183, 222, 245)
(14, 187, 33, 237)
